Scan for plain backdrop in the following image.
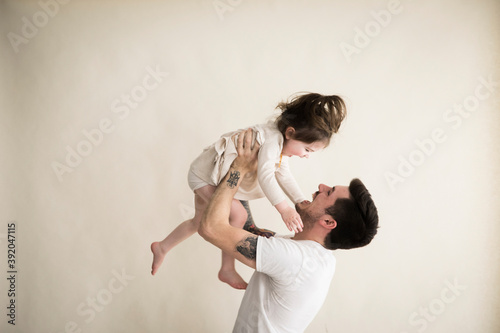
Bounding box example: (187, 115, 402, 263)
(1, 0, 499, 332)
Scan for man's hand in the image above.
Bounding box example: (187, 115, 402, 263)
(232, 128, 260, 175)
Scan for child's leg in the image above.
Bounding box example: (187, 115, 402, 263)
(218, 199, 249, 289)
(151, 185, 215, 275)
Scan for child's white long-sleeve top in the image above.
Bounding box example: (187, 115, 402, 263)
(188, 122, 307, 205)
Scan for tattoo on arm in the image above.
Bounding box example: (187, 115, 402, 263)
(226, 171, 241, 188)
(240, 200, 276, 238)
(236, 236, 257, 260)
(240, 200, 255, 231)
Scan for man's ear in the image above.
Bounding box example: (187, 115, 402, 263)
(319, 215, 337, 230)
(285, 127, 295, 140)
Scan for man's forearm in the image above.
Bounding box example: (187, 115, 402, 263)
(200, 168, 245, 235)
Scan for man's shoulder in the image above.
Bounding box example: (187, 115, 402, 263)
(259, 236, 333, 258)
(257, 235, 299, 257)
(256, 236, 335, 279)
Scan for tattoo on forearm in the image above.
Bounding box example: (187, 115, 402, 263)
(240, 200, 254, 230)
(236, 236, 257, 260)
(240, 200, 276, 238)
(227, 171, 240, 188)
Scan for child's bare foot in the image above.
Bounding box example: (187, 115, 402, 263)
(218, 269, 248, 290)
(151, 242, 167, 276)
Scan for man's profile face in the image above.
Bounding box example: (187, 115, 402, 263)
(296, 184, 350, 224)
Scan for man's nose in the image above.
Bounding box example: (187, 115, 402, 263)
(318, 184, 331, 192)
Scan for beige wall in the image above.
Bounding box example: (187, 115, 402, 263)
(1, 0, 499, 332)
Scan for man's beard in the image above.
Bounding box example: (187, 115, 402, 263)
(295, 203, 316, 230)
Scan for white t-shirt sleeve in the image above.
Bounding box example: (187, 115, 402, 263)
(256, 236, 303, 285)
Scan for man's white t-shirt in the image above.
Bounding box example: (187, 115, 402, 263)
(233, 236, 336, 333)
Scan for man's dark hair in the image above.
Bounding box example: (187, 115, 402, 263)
(324, 178, 379, 250)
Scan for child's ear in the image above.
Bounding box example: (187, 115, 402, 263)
(285, 127, 296, 140)
(319, 215, 337, 230)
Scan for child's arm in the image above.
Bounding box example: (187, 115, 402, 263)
(274, 157, 308, 232)
(274, 157, 307, 204)
(257, 141, 305, 233)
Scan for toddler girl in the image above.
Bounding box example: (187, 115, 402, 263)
(151, 93, 346, 289)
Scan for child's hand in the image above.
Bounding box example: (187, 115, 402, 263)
(280, 206, 304, 233)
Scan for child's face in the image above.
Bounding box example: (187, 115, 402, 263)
(282, 139, 326, 159)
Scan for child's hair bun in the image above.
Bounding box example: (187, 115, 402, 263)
(275, 93, 347, 146)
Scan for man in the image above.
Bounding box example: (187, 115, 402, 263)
(199, 129, 379, 332)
